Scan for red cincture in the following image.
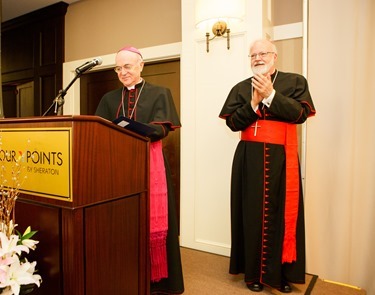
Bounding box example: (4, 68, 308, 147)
(241, 120, 300, 268)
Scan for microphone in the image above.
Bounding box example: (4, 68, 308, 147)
(75, 57, 103, 74)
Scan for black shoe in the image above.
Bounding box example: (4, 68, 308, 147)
(278, 281, 292, 293)
(247, 282, 264, 292)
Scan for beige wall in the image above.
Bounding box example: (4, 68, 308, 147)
(306, 0, 375, 293)
(275, 38, 302, 74)
(64, 0, 301, 63)
(263, 0, 302, 30)
(272, 0, 302, 25)
(262, 0, 303, 74)
(64, 0, 181, 62)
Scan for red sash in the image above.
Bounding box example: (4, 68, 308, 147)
(241, 120, 299, 263)
(150, 141, 168, 281)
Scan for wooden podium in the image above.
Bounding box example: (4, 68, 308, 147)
(0, 115, 150, 295)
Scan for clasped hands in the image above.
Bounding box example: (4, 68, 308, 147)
(250, 73, 274, 109)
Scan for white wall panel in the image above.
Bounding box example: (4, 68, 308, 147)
(180, 0, 263, 256)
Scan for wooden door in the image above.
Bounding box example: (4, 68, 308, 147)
(17, 81, 34, 117)
(80, 60, 181, 230)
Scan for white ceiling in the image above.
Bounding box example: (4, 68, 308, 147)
(2, 0, 79, 22)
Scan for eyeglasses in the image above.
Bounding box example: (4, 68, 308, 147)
(249, 52, 275, 60)
(114, 64, 137, 73)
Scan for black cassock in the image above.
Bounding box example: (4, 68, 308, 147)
(219, 71, 316, 289)
(96, 80, 184, 294)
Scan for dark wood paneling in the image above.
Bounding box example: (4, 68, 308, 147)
(15, 201, 62, 295)
(61, 208, 85, 295)
(40, 24, 59, 66)
(39, 74, 58, 115)
(2, 85, 17, 117)
(1, 2, 67, 117)
(1, 26, 34, 73)
(85, 197, 140, 295)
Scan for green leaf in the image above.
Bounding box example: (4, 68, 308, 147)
(22, 230, 37, 240)
(16, 227, 38, 241)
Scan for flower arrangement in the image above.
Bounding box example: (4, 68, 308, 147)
(0, 223, 41, 295)
(0, 138, 42, 295)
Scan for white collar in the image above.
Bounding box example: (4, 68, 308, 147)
(126, 78, 143, 90)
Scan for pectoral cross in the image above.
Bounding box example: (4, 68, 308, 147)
(251, 121, 261, 136)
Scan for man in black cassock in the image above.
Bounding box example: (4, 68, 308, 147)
(219, 39, 316, 293)
(95, 46, 184, 295)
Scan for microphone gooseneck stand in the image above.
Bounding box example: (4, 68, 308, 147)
(42, 71, 82, 116)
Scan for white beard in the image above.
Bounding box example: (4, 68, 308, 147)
(252, 60, 274, 75)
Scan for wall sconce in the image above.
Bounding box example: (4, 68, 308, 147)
(205, 21, 230, 53)
(195, 0, 245, 53)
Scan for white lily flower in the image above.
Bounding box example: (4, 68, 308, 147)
(20, 238, 39, 251)
(0, 233, 29, 257)
(0, 255, 18, 267)
(0, 258, 42, 295)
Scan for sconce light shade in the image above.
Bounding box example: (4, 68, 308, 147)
(195, 0, 245, 29)
(195, 0, 245, 52)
